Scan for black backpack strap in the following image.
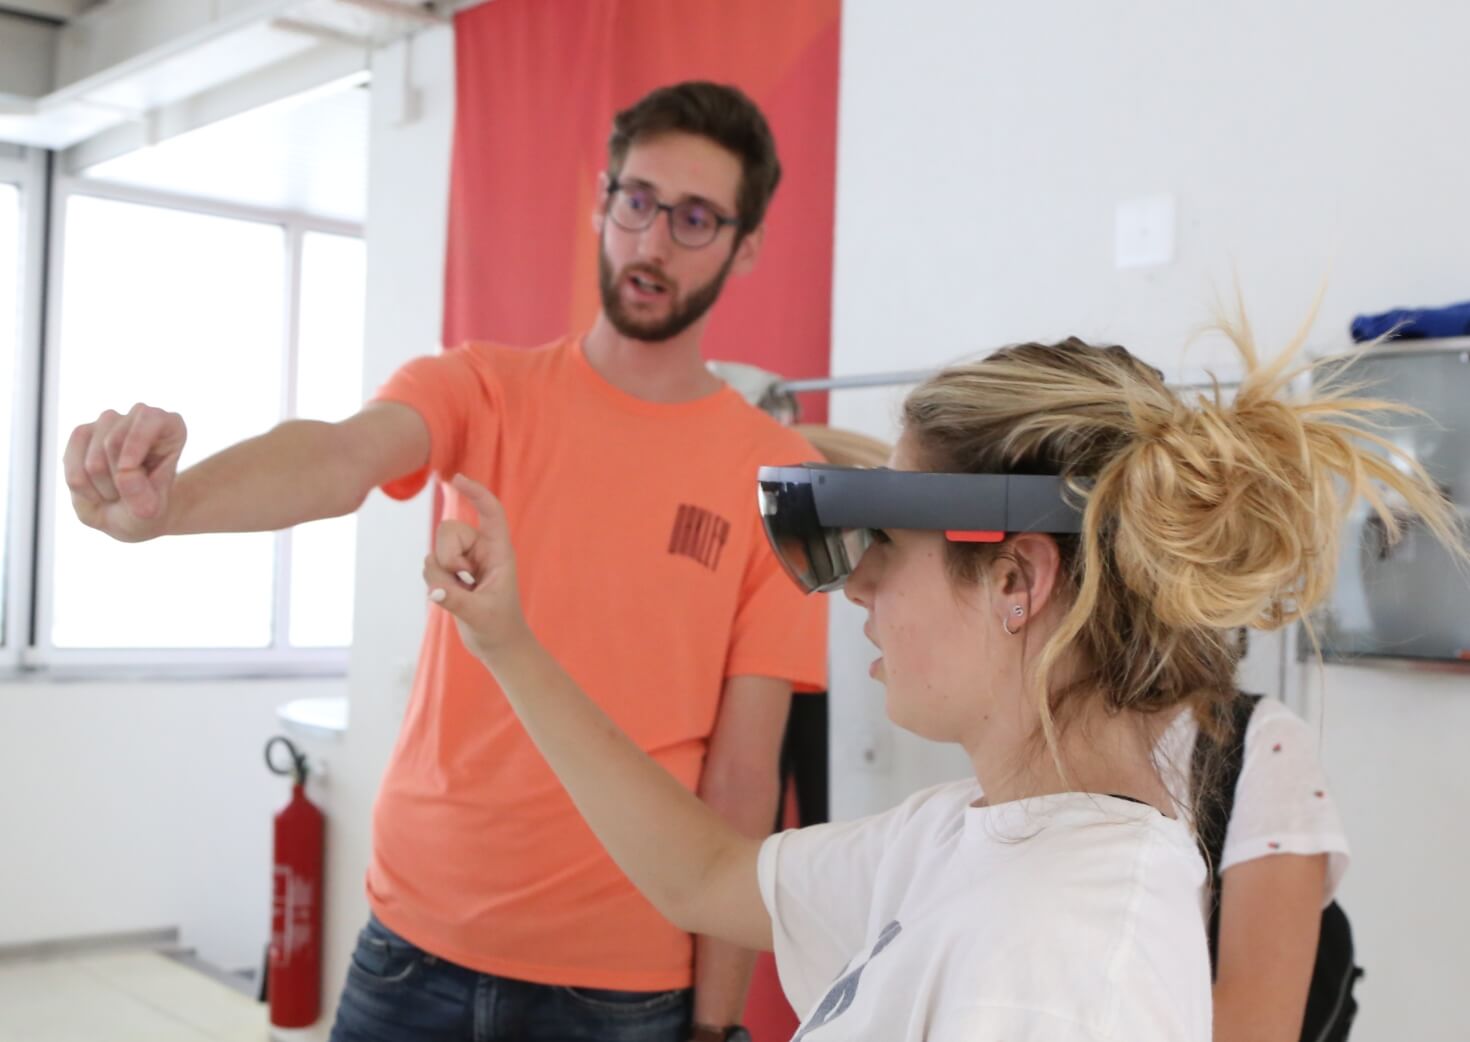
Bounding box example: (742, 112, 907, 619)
(1191, 691, 1262, 974)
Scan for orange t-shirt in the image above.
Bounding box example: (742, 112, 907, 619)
(366, 335, 828, 990)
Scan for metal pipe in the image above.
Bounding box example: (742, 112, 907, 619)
(776, 369, 936, 394)
(778, 370, 1247, 396)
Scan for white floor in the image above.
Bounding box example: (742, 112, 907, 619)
(0, 950, 267, 1042)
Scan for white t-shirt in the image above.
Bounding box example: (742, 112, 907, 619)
(757, 783, 1212, 1041)
(1153, 697, 1350, 900)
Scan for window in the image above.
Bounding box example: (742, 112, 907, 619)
(38, 187, 365, 666)
(289, 231, 367, 649)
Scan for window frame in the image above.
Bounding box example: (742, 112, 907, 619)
(0, 146, 47, 672)
(26, 176, 365, 677)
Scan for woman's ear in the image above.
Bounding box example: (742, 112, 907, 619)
(986, 533, 1062, 623)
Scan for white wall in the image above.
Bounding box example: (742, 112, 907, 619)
(1313, 663, 1470, 1041)
(830, 3, 1470, 1038)
(0, 675, 342, 973)
(306, 25, 455, 1038)
(832, 2, 1470, 392)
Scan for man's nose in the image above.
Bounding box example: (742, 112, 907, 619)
(635, 208, 676, 264)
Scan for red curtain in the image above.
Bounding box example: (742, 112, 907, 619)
(443, 0, 840, 422)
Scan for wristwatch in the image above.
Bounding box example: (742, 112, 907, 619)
(689, 1026, 751, 1042)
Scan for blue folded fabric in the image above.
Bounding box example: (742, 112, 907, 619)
(1351, 301, 1470, 342)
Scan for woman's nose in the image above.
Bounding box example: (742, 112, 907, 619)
(845, 549, 876, 607)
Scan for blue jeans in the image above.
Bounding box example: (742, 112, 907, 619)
(328, 915, 693, 1042)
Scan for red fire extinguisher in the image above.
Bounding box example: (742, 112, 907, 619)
(265, 736, 325, 1029)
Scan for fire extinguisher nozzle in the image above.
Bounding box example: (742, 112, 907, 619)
(265, 735, 310, 786)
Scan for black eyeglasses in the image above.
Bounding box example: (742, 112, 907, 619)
(606, 180, 739, 249)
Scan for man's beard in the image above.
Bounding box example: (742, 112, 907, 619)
(598, 244, 737, 343)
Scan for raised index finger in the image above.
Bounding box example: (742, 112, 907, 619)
(451, 474, 509, 539)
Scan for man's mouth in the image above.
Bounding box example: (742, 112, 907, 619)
(627, 271, 669, 296)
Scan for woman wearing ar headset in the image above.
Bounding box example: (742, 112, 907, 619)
(422, 319, 1458, 1041)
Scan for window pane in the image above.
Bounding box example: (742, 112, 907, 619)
(295, 232, 366, 424)
(0, 183, 19, 646)
(50, 195, 284, 649)
(288, 231, 365, 647)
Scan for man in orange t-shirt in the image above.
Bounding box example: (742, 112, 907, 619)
(63, 81, 826, 1042)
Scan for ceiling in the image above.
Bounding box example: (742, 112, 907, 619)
(0, 0, 473, 222)
(0, 0, 455, 151)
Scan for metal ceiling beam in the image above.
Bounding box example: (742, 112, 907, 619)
(0, 13, 56, 97)
(332, 0, 448, 26)
(50, 0, 303, 101)
(0, 0, 93, 23)
(270, 15, 375, 50)
(61, 42, 368, 172)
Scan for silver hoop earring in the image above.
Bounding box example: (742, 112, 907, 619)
(1003, 605, 1024, 636)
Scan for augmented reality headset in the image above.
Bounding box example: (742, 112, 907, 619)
(757, 463, 1085, 593)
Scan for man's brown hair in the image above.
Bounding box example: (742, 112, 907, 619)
(608, 81, 782, 235)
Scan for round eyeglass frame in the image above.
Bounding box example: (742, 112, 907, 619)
(606, 180, 740, 248)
